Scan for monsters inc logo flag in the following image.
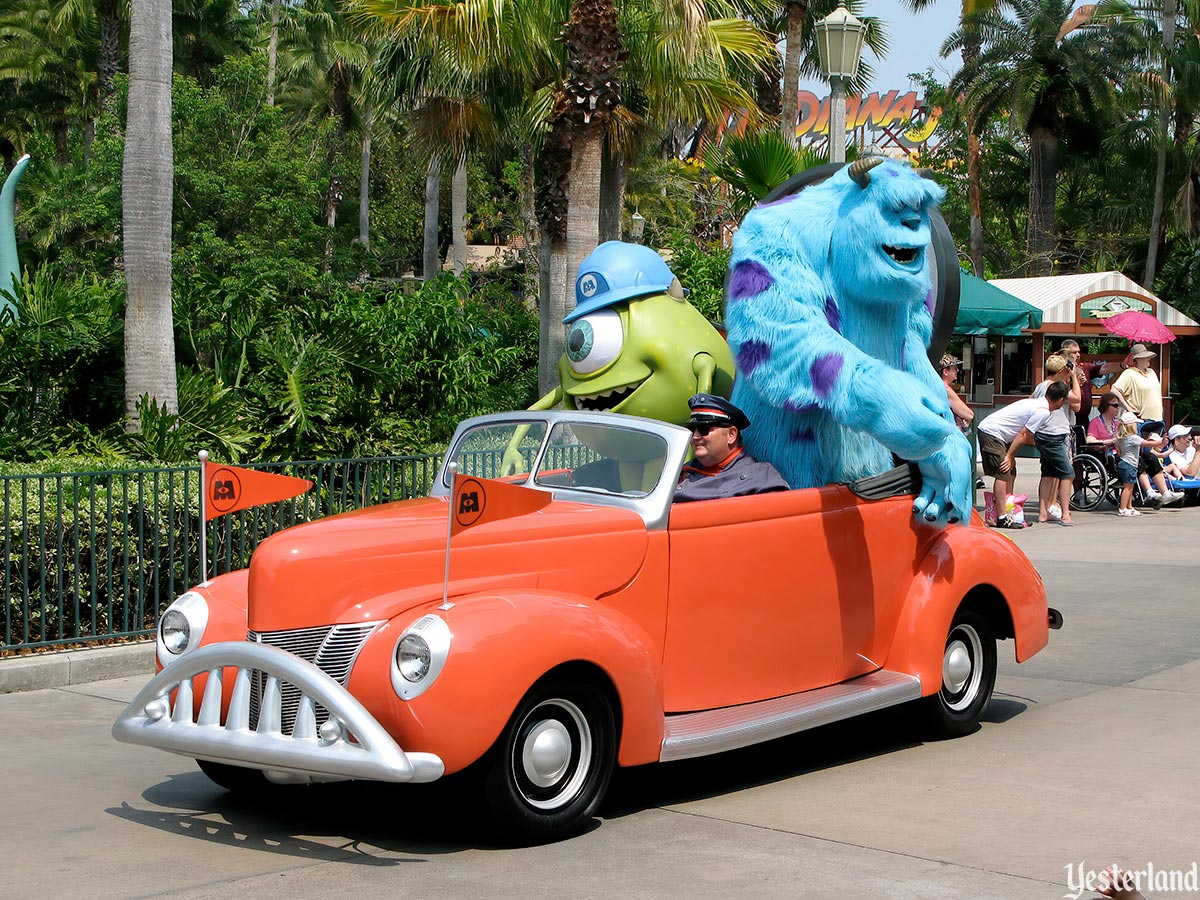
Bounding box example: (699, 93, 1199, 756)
(450, 473, 551, 536)
(203, 462, 313, 521)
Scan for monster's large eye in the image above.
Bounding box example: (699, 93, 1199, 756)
(566, 308, 623, 374)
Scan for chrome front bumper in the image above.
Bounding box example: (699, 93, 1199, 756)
(112, 641, 444, 784)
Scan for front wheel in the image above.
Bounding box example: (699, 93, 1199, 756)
(918, 608, 997, 738)
(1070, 454, 1107, 511)
(480, 679, 616, 844)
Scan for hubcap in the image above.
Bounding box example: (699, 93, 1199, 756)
(522, 720, 572, 787)
(512, 698, 593, 811)
(943, 641, 972, 694)
(941, 624, 984, 712)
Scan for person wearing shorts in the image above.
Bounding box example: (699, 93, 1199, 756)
(976, 382, 1069, 523)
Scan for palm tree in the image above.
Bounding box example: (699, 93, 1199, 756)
(908, 0, 999, 274)
(775, 0, 888, 149)
(947, 0, 1143, 275)
(123, 0, 178, 424)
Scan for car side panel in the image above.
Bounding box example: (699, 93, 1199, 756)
(347, 590, 666, 775)
(663, 487, 847, 711)
(831, 488, 938, 682)
(882, 525, 1049, 694)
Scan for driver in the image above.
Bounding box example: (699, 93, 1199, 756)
(674, 394, 789, 503)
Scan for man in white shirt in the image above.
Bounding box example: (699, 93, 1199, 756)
(977, 382, 1069, 523)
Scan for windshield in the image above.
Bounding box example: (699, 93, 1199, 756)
(534, 422, 669, 497)
(443, 419, 670, 499)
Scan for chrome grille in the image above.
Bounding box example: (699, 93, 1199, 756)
(246, 623, 378, 734)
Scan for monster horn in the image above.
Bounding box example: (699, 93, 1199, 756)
(848, 156, 884, 188)
(916, 167, 936, 180)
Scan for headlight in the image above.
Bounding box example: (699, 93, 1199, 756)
(391, 614, 452, 701)
(160, 610, 190, 654)
(156, 590, 209, 667)
(396, 634, 431, 682)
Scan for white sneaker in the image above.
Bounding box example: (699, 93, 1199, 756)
(1146, 489, 1163, 500)
(1163, 489, 1186, 505)
(1047, 503, 1062, 521)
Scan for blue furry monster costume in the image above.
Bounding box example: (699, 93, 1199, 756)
(725, 156, 973, 527)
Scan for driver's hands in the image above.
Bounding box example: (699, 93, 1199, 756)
(912, 432, 974, 527)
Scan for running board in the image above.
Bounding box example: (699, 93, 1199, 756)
(659, 670, 922, 762)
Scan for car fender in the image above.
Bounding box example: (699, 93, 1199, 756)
(347, 589, 665, 775)
(882, 526, 1049, 697)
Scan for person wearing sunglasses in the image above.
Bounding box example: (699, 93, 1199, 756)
(674, 394, 789, 503)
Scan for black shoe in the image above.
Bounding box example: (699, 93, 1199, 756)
(975, 477, 986, 489)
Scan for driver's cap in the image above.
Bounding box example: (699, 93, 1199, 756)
(565, 241, 676, 323)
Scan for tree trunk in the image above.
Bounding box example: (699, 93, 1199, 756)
(598, 144, 627, 242)
(1026, 125, 1059, 276)
(451, 155, 468, 275)
(566, 127, 604, 320)
(123, 0, 178, 427)
(267, 1, 279, 107)
(963, 36, 985, 276)
(1145, 0, 1177, 288)
(519, 144, 540, 305)
(423, 155, 440, 280)
(359, 107, 372, 249)
(779, 1, 809, 149)
(97, 0, 121, 105)
(538, 238, 568, 396)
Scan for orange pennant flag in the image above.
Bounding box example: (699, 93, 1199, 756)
(204, 462, 313, 521)
(450, 473, 551, 536)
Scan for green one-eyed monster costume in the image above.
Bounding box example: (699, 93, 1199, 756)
(502, 241, 734, 478)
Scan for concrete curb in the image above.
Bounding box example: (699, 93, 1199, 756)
(0, 642, 155, 694)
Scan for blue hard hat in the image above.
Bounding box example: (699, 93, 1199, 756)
(564, 241, 676, 323)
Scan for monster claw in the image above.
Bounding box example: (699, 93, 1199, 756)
(924, 511, 937, 522)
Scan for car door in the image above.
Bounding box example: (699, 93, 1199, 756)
(662, 486, 849, 713)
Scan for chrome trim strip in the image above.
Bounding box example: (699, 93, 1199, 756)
(659, 670, 922, 762)
(113, 642, 444, 784)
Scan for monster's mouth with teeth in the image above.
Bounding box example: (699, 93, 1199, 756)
(884, 245, 920, 265)
(571, 380, 644, 412)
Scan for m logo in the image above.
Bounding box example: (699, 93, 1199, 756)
(453, 477, 487, 529)
(579, 273, 599, 298)
(208, 468, 243, 514)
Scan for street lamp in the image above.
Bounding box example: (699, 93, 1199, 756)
(629, 210, 646, 243)
(814, 6, 867, 164)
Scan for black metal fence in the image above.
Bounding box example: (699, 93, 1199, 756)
(2, 454, 442, 653)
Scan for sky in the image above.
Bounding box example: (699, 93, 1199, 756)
(797, 0, 964, 96)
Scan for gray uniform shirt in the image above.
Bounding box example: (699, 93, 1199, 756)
(673, 449, 790, 503)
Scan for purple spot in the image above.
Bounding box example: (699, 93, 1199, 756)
(924, 289, 935, 315)
(784, 400, 820, 414)
(736, 339, 771, 376)
(729, 260, 774, 300)
(824, 296, 841, 333)
(811, 353, 844, 398)
(756, 193, 799, 209)
(791, 426, 816, 444)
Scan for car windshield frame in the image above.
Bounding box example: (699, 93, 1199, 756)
(430, 410, 693, 530)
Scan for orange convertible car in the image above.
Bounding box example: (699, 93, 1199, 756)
(114, 410, 1059, 841)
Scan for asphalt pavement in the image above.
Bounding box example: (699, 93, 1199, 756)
(2, 482, 1198, 900)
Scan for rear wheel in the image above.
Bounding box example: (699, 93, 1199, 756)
(919, 608, 997, 738)
(1070, 454, 1107, 511)
(481, 679, 616, 844)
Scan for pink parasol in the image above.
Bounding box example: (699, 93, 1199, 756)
(1103, 310, 1176, 344)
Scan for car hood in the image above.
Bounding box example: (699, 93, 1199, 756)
(246, 495, 649, 631)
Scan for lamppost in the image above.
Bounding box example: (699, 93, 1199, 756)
(629, 210, 646, 243)
(814, 6, 867, 164)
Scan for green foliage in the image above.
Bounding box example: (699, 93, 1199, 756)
(661, 236, 730, 325)
(702, 129, 825, 217)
